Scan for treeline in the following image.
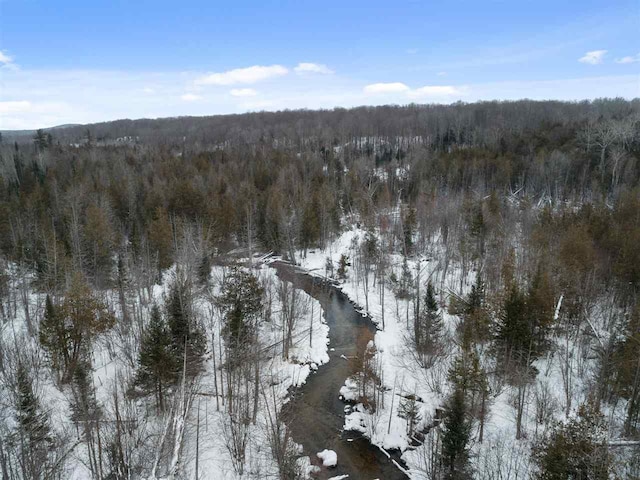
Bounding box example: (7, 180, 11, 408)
(0, 99, 638, 290)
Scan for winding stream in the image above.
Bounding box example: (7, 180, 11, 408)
(271, 260, 409, 480)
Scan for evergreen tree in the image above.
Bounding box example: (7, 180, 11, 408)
(612, 303, 640, 435)
(71, 360, 102, 425)
(336, 254, 350, 282)
(166, 276, 206, 376)
(403, 207, 417, 254)
(533, 401, 611, 480)
(198, 252, 212, 286)
(39, 295, 67, 379)
(391, 257, 414, 300)
(398, 394, 422, 437)
(70, 360, 103, 479)
(414, 282, 444, 363)
(33, 129, 48, 151)
(134, 305, 176, 410)
(216, 268, 264, 356)
(440, 384, 472, 479)
(526, 265, 555, 354)
(468, 202, 486, 258)
(495, 283, 533, 372)
(39, 272, 115, 382)
(14, 362, 53, 480)
(460, 275, 491, 347)
(148, 207, 174, 273)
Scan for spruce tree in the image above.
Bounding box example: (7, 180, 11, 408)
(166, 277, 206, 377)
(39, 295, 67, 379)
(198, 253, 212, 286)
(495, 283, 532, 372)
(398, 394, 422, 437)
(39, 273, 116, 382)
(414, 282, 443, 362)
(440, 384, 472, 479)
(336, 254, 350, 281)
(392, 257, 414, 300)
(460, 275, 491, 347)
(14, 362, 53, 479)
(533, 401, 611, 480)
(216, 268, 264, 357)
(134, 305, 176, 410)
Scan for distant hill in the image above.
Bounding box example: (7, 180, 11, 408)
(2, 98, 639, 147)
(1, 123, 83, 139)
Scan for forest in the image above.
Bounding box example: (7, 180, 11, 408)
(0, 98, 639, 479)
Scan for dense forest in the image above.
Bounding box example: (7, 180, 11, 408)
(0, 98, 639, 479)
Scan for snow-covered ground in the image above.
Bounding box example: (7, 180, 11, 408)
(1, 223, 635, 479)
(0, 261, 329, 479)
(295, 225, 633, 479)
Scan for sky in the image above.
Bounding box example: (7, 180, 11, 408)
(0, 0, 639, 129)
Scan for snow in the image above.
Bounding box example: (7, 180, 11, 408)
(2, 217, 635, 479)
(292, 223, 633, 478)
(317, 449, 338, 467)
(0, 260, 329, 480)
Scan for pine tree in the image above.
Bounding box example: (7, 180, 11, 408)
(469, 202, 486, 257)
(440, 384, 472, 479)
(134, 305, 176, 410)
(39, 272, 115, 382)
(526, 265, 555, 354)
(71, 360, 102, 425)
(391, 257, 414, 300)
(336, 254, 350, 282)
(398, 394, 422, 438)
(148, 207, 174, 273)
(39, 295, 67, 379)
(403, 207, 417, 254)
(166, 276, 206, 376)
(533, 401, 611, 480)
(414, 282, 444, 363)
(216, 268, 264, 356)
(71, 360, 103, 479)
(460, 275, 491, 347)
(14, 362, 53, 480)
(495, 283, 532, 372)
(198, 252, 212, 286)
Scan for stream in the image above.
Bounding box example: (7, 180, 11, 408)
(271, 260, 409, 480)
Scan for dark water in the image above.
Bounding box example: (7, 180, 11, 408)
(271, 261, 409, 480)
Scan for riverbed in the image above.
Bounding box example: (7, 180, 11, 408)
(271, 260, 409, 480)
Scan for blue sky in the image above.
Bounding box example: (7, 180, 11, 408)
(1, 0, 639, 129)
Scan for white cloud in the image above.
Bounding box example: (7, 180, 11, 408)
(0, 51, 13, 64)
(615, 53, 640, 64)
(1, 65, 638, 130)
(0, 100, 31, 113)
(294, 62, 334, 74)
(437, 71, 447, 76)
(363, 82, 410, 94)
(195, 65, 288, 86)
(579, 50, 607, 65)
(142, 87, 156, 94)
(230, 88, 258, 97)
(181, 93, 202, 101)
(407, 85, 466, 98)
